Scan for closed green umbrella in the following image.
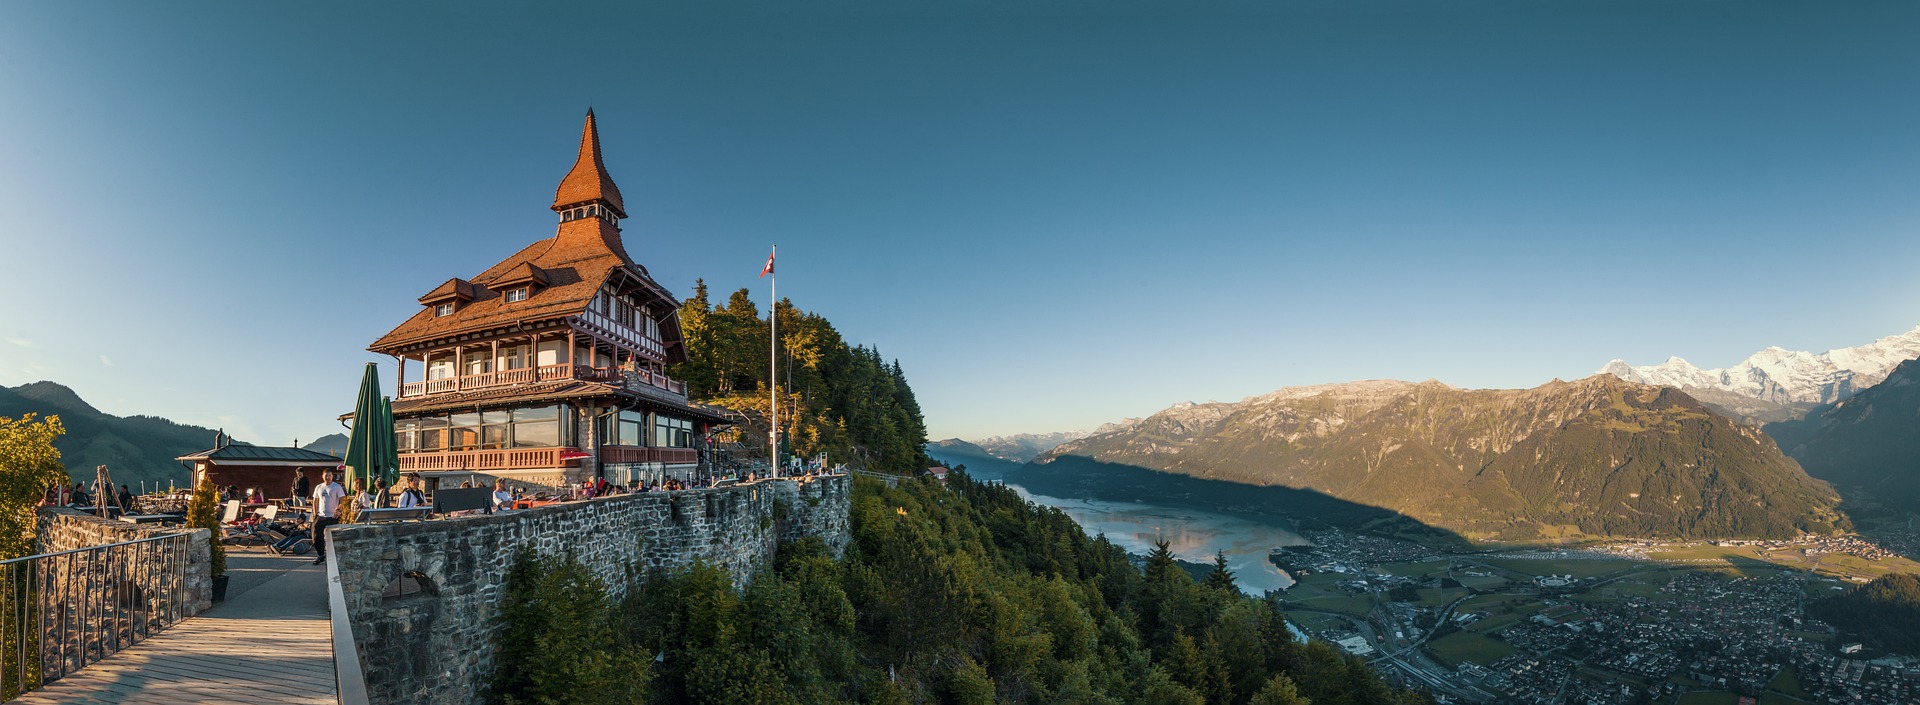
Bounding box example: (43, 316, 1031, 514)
(343, 362, 396, 492)
(378, 395, 400, 487)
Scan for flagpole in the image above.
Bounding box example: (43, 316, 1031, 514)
(769, 244, 779, 479)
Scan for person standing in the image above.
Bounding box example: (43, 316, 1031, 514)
(396, 475, 427, 509)
(117, 484, 133, 512)
(310, 470, 345, 566)
(291, 469, 312, 507)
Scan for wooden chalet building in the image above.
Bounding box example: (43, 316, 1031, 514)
(367, 111, 729, 489)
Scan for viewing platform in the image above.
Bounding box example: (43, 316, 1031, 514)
(12, 548, 336, 705)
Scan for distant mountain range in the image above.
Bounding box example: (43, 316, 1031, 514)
(1601, 325, 1920, 422)
(302, 433, 349, 458)
(936, 430, 1089, 464)
(1021, 375, 1847, 543)
(1768, 358, 1920, 519)
(0, 382, 215, 488)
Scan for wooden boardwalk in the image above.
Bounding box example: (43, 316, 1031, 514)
(16, 551, 337, 705)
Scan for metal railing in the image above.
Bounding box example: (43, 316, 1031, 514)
(1, 532, 198, 702)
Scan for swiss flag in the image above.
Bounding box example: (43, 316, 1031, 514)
(760, 249, 775, 278)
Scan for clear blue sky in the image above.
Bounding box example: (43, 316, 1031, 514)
(2, 1, 1917, 445)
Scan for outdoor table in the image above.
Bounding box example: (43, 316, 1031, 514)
(118, 514, 176, 524)
(356, 507, 431, 523)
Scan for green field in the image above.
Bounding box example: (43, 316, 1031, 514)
(1647, 544, 1920, 582)
(1479, 557, 1637, 579)
(1416, 587, 1470, 607)
(1285, 611, 1348, 633)
(1456, 574, 1510, 590)
(1293, 595, 1376, 617)
(1376, 559, 1450, 577)
(1425, 631, 1515, 667)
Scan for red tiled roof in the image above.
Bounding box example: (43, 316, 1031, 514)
(369, 220, 631, 353)
(552, 110, 625, 216)
(418, 278, 477, 304)
(493, 262, 549, 288)
(369, 113, 684, 361)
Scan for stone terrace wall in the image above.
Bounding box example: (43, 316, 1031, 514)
(34, 508, 214, 617)
(769, 474, 852, 557)
(330, 474, 851, 705)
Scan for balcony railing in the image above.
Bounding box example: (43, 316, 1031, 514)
(579, 309, 667, 359)
(400, 364, 621, 398)
(599, 446, 697, 465)
(2, 532, 201, 700)
(627, 368, 686, 397)
(397, 447, 577, 472)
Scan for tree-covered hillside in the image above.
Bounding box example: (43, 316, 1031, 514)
(0, 382, 206, 488)
(1768, 357, 1920, 517)
(671, 281, 930, 474)
(1035, 375, 1847, 542)
(1807, 573, 1920, 656)
(491, 471, 1432, 704)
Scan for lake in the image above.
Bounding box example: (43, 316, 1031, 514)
(1004, 481, 1311, 593)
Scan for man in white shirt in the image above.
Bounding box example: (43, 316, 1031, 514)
(397, 475, 427, 509)
(310, 469, 346, 566)
(491, 478, 515, 512)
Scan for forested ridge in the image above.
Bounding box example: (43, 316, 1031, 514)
(670, 281, 930, 474)
(1807, 573, 1920, 655)
(492, 471, 1431, 704)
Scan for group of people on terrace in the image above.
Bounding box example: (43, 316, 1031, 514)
(43, 481, 135, 512)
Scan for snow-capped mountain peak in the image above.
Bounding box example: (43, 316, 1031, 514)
(1600, 324, 1920, 407)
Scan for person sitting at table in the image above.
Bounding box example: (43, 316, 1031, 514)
(397, 475, 427, 509)
(70, 482, 91, 507)
(118, 484, 133, 511)
(491, 478, 514, 511)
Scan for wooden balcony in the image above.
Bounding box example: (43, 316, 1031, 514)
(398, 447, 580, 472)
(579, 308, 667, 359)
(400, 364, 622, 398)
(599, 446, 697, 465)
(626, 368, 687, 398)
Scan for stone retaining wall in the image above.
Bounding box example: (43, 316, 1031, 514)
(330, 474, 851, 705)
(34, 508, 214, 618)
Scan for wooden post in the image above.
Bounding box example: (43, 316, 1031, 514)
(568, 328, 577, 368)
(397, 355, 408, 396)
(491, 339, 499, 374)
(95, 465, 114, 518)
(455, 346, 464, 389)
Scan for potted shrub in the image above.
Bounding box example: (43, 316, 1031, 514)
(185, 477, 228, 601)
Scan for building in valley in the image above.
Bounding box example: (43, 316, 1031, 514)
(366, 111, 730, 489)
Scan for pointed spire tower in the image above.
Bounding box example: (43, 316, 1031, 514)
(551, 110, 634, 261)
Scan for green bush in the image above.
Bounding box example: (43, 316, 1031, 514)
(184, 477, 224, 577)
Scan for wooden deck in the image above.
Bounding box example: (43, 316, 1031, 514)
(15, 551, 336, 705)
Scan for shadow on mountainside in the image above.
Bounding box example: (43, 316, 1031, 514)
(1009, 454, 1472, 550)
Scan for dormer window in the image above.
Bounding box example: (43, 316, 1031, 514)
(435, 303, 454, 317)
(504, 287, 529, 303)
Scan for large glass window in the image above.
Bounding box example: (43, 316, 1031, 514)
(654, 416, 693, 448)
(614, 410, 646, 446)
(398, 405, 570, 452)
(417, 416, 448, 451)
(449, 412, 481, 451)
(395, 418, 420, 452)
(512, 405, 563, 448)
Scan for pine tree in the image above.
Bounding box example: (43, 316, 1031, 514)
(1205, 550, 1238, 594)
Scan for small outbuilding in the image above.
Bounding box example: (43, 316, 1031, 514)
(177, 438, 343, 501)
